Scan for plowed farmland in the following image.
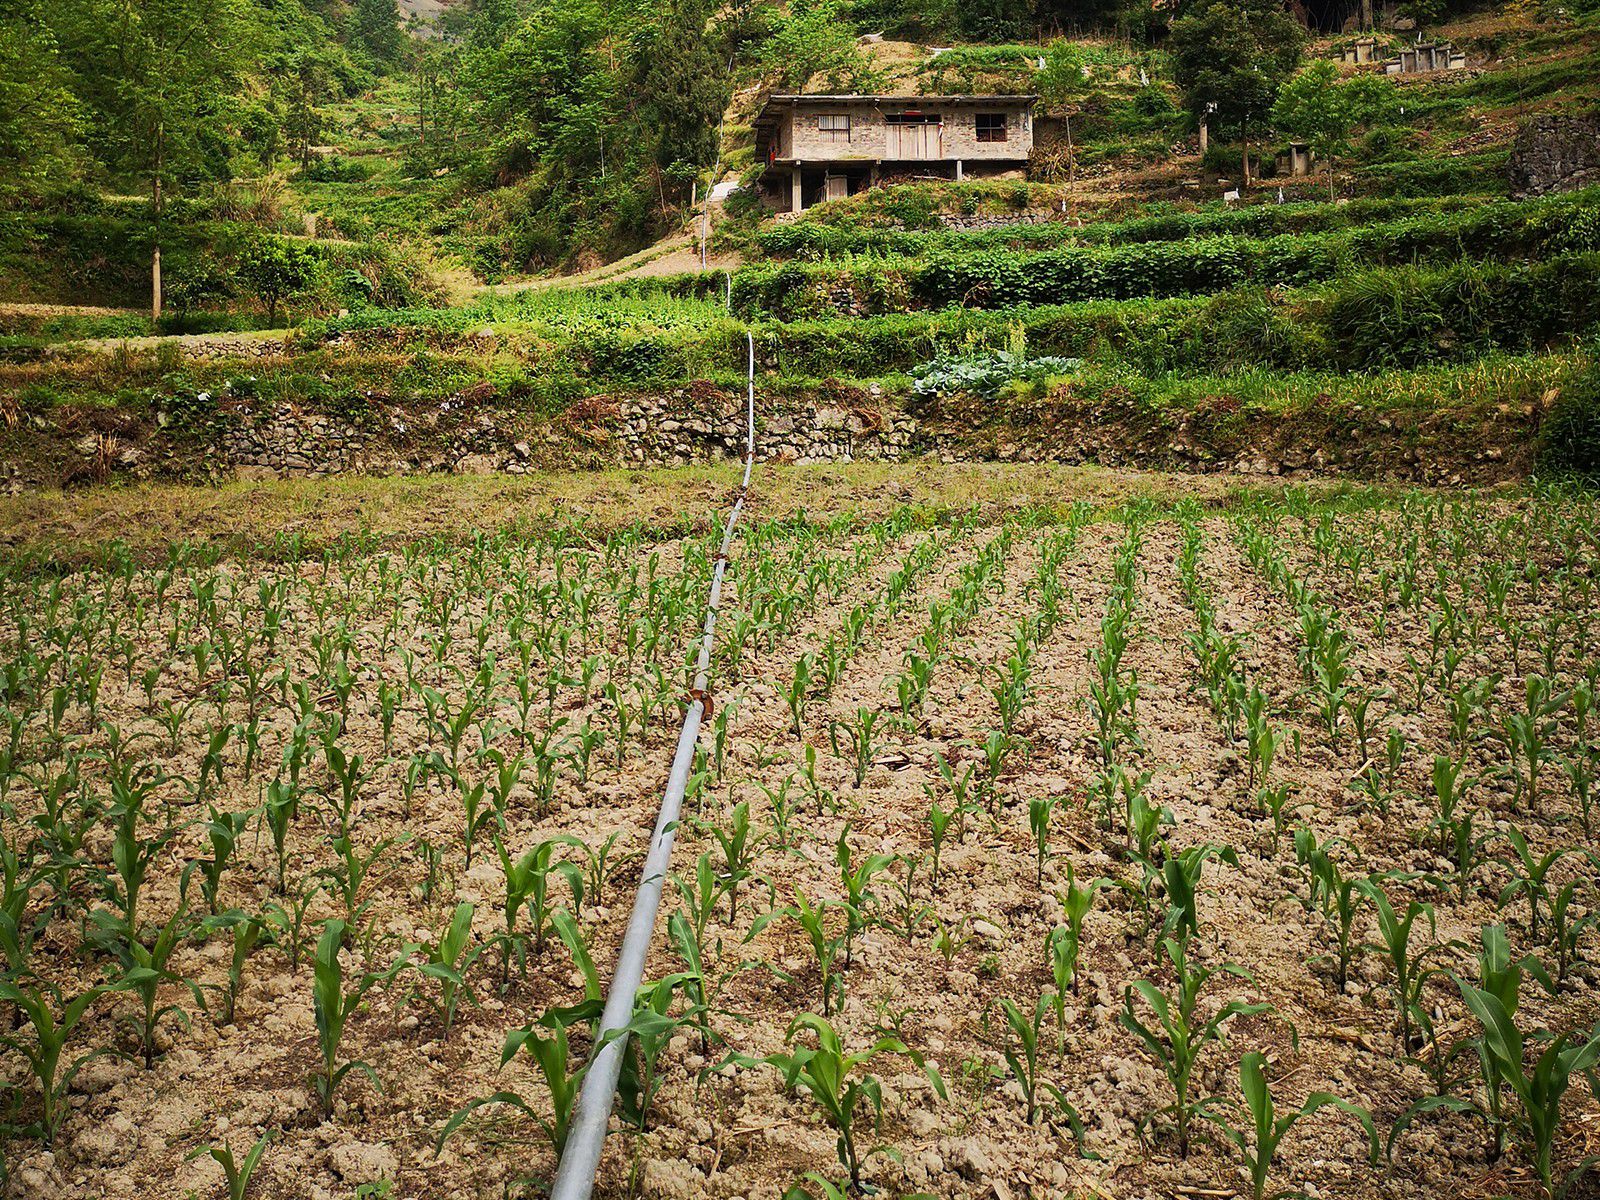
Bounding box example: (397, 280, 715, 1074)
(2, 478, 1598, 1200)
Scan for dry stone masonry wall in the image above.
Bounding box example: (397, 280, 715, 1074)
(210, 393, 920, 478)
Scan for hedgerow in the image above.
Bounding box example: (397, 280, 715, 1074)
(297, 253, 1600, 384)
(753, 188, 1597, 261)
(732, 195, 1600, 318)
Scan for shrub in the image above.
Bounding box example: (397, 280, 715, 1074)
(1538, 356, 1600, 477)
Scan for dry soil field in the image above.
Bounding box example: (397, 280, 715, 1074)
(1, 473, 1598, 1200)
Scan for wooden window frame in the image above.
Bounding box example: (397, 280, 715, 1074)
(816, 113, 851, 139)
(975, 112, 1008, 142)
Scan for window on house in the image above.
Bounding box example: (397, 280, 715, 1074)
(817, 114, 851, 138)
(975, 112, 1008, 142)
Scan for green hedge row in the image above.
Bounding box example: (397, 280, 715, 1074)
(298, 254, 1600, 386)
(753, 187, 1593, 261)
(731, 195, 1600, 319)
(577, 254, 1600, 383)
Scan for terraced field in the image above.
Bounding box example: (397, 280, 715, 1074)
(1, 474, 1597, 1200)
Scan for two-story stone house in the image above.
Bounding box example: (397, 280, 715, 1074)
(752, 93, 1037, 213)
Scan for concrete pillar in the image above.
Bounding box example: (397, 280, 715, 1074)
(791, 168, 803, 213)
(1199, 121, 1209, 154)
(955, 159, 964, 181)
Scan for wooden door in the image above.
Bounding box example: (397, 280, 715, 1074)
(887, 120, 941, 160)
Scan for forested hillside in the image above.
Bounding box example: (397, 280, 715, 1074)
(9, 0, 1598, 324)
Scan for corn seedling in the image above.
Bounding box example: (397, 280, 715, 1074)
(729, 1013, 945, 1195)
(988, 989, 1052, 1124)
(1119, 937, 1272, 1158)
(406, 902, 484, 1037)
(1361, 879, 1451, 1050)
(0, 973, 139, 1144)
(1200, 1051, 1377, 1200)
(497, 834, 584, 983)
(436, 999, 603, 1160)
(184, 1132, 273, 1200)
(309, 919, 410, 1117)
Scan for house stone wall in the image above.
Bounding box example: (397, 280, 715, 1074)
(779, 101, 1034, 163)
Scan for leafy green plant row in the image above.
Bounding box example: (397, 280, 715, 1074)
(754, 187, 1598, 260)
(732, 195, 1600, 319)
(300, 254, 1600, 387)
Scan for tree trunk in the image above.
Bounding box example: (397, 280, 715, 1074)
(151, 173, 163, 322)
(1361, 0, 1374, 29)
(1329, 155, 1337, 201)
(1065, 112, 1075, 186)
(151, 124, 165, 323)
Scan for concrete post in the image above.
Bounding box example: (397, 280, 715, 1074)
(790, 168, 803, 213)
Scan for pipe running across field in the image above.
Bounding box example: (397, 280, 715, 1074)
(550, 328, 756, 1200)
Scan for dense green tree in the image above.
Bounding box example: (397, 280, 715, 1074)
(1036, 39, 1088, 182)
(351, 0, 404, 65)
(49, 0, 251, 317)
(0, 12, 85, 204)
(958, 0, 1033, 41)
(626, 0, 729, 209)
(756, 0, 878, 90)
(1271, 59, 1395, 199)
(280, 46, 341, 168)
(1171, 0, 1304, 186)
(234, 233, 315, 324)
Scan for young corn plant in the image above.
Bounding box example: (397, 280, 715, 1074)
(89, 904, 199, 1070)
(1159, 843, 1240, 950)
(198, 910, 269, 1027)
(616, 974, 705, 1133)
(1499, 676, 1564, 813)
(730, 1013, 946, 1195)
(497, 835, 584, 984)
(831, 707, 889, 789)
(769, 889, 848, 1016)
(262, 777, 298, 894)
(988, 989, 1053, 1124)
(184, 1133, 273, 1200)
(1458, 982, 1600, 1197)
(1201, 1051, 1377, 1200)
(436, 999, 603, 1161)
(1051, 861, 1109, 1008)
(1495, 828, 1577, 939)
(924, 794, 968, 893)
(406, 902, 484, 1038)
(310, 919, 409, 1118)
(1119, 937, 1272, 1158)
(0, 974, 139, 1145)
(1548, 881, 1596, 989)
(1028, 796, 1055, 886)
(195, 806, 252, 916)
(1297, 843, 1372, 993)
(837, 829, 895, 967)
(1362, 880, 1451, 1051)
(787, 653, 815, 737)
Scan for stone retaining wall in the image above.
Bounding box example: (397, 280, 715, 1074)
(207, 392, 921, 479)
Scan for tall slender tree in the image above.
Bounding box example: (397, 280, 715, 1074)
(52, 0, 249, 318)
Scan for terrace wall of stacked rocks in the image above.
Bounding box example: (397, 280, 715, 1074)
(4, 376, 1549, 491)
